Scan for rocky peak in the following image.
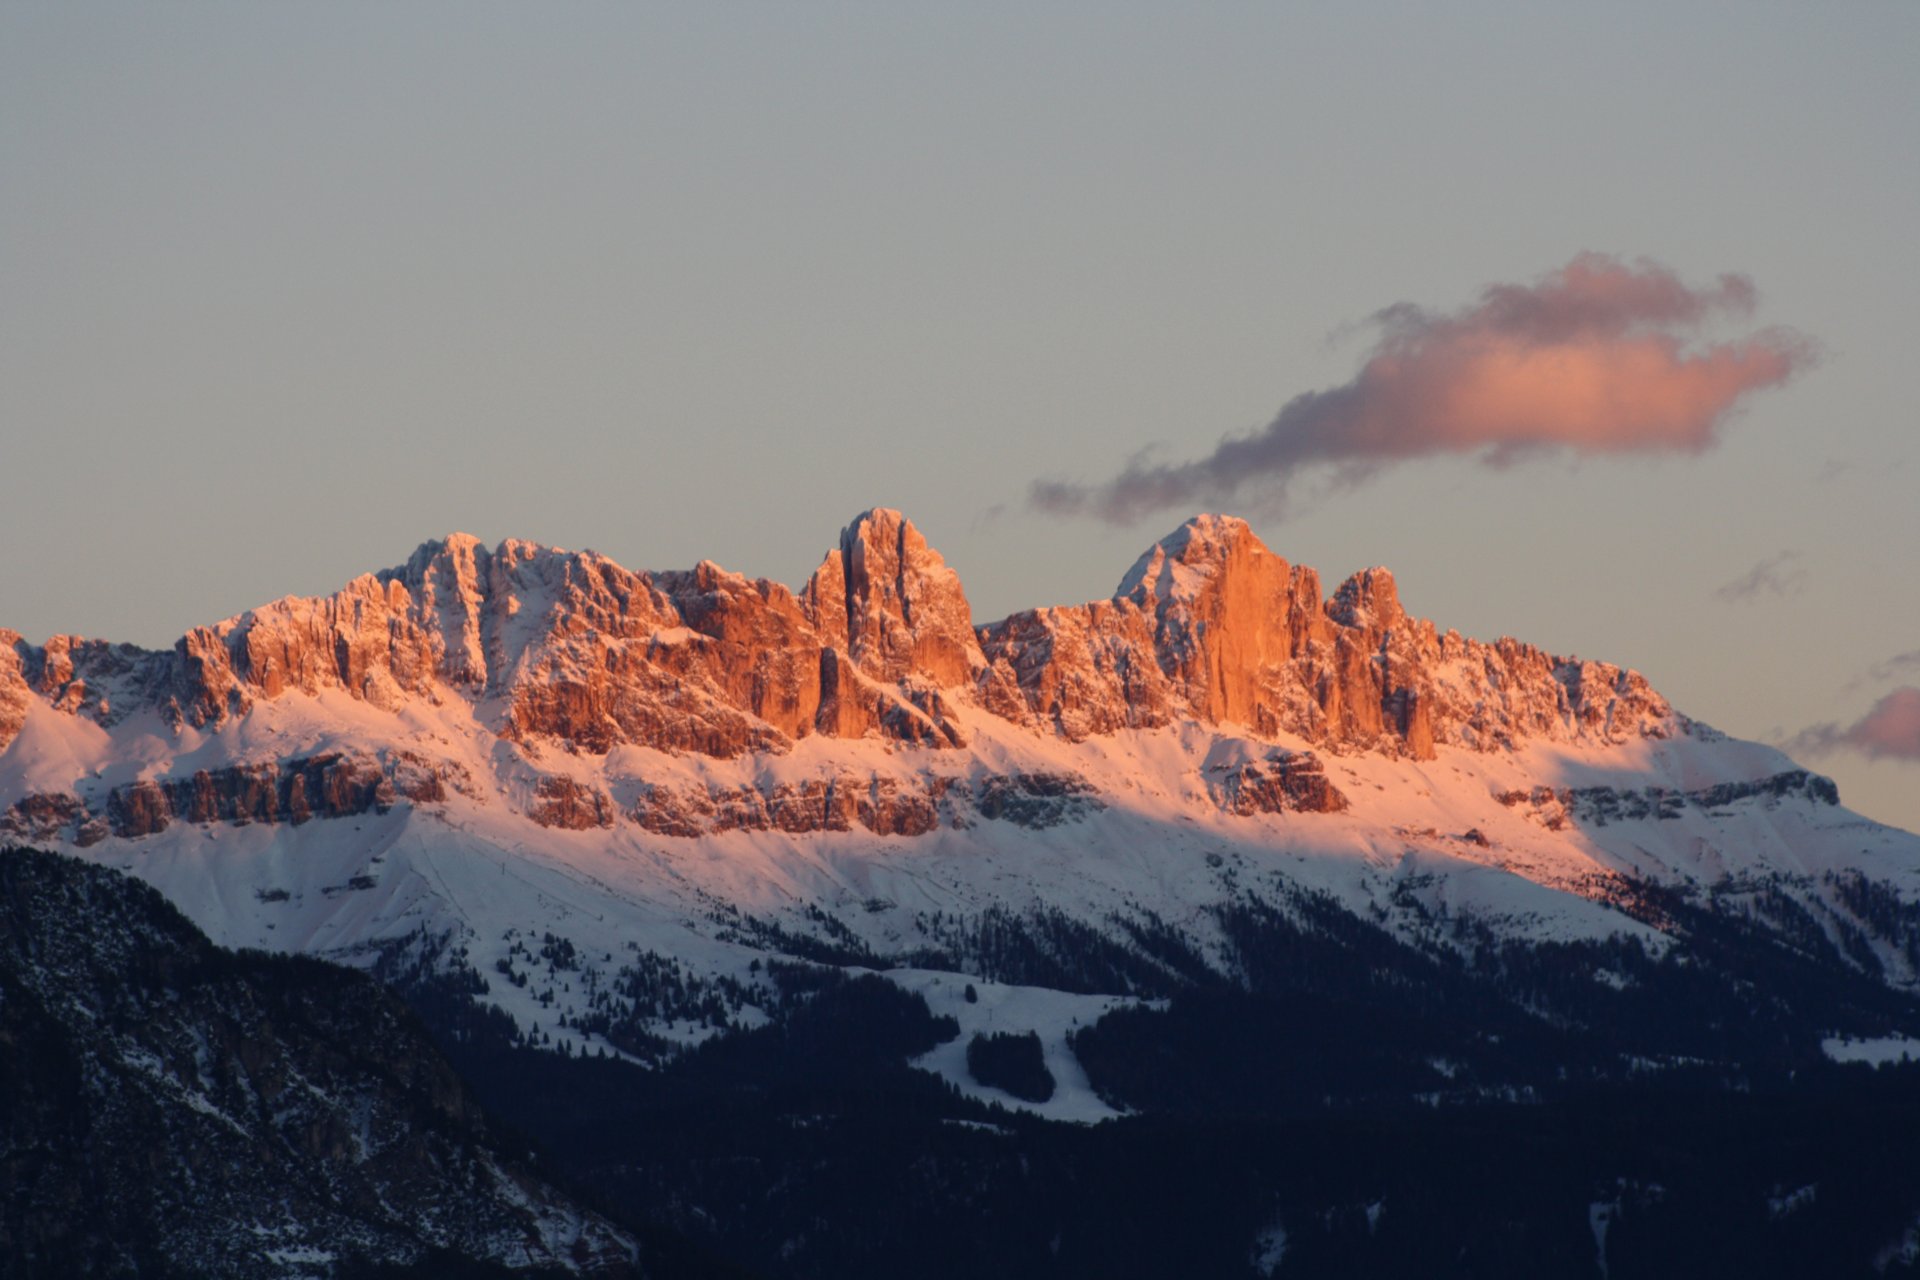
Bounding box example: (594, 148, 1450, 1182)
(1113, 516, 1316, 726)
(800, 548, 850, 649)
(813, 508, 984, 687)
(393, 532, 496, 687)
(1329, 567, 1405, 632)
(403, 529, 488, 575)
(1116, 513, 1266, 611)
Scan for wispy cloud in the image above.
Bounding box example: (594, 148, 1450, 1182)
(1031, 253, 1816, 524)
(1713, 551, 1806, 604)
(1870, 650, 1920, 683)
(1789, 687, 1920, 762)
(1842, 649, 1920, 695)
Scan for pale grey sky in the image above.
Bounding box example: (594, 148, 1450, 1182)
(3, 4, 1917, 828)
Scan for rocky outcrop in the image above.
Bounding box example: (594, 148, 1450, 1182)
(528, 775, 615, 830)
(0, 631, 33, 752)
(1208, 750, 1348, 816)
(1, 629, 163, 742)
(1496, 769, 1841, 829)
(165, 754, 395, 832)
(972, 772, 1103, 828)
(0, 791, 86, 843)
(860, 774, 952, 836)
(107, 780, 175, 838)
(1693, 770, 1841, 810)
(633, 774, 910, 838)
(629, 771, 1092, 838)
(5, 753, 471, 844)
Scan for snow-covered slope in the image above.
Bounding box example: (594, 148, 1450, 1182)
(4, 511, 1917, 1111)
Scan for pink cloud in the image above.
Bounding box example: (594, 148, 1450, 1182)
(1032, 253, 1816, 523)
(1791, 687, 1920, 763)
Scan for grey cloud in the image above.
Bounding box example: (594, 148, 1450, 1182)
(1871, 650, 1920, 683)
(1712, 551, 1806, 604)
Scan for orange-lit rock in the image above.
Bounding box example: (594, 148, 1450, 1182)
(0, 510, 1674, 840)
(0, 631, 29, 752)
(979, 514, 1668, 759)
(835, 508, 985, 687)
(528, 776, 615, 830)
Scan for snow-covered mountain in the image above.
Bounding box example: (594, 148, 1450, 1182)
(4, 510, 1917, 1114)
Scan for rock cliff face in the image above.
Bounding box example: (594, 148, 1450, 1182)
(627, 770, 1101, 839)
(2, 512, 981, 763)
(0, 511, 1673, 845)
(0, 634, 33, 750)
(977, 514, 1669, 758)
(2, 753, 468, 846)
(1206, 750, 1348, 816)
(804, 508, 986, 688)
(529, 775, 616, 830)
(0, 628, 167, 741)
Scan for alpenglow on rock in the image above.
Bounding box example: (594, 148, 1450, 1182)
(0, 509, 1669, 772)
(975, 512, 1667, 753)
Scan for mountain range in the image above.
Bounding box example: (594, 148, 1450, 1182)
(6, 510, 1920, 1276)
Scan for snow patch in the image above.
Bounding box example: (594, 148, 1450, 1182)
(889, 969, 1147, 1123)
(1251, 1217, 1288, 1276)
(1822, 1035, 1920, 1066)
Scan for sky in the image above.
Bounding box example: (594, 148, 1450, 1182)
(2, 4, 1917, 830)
